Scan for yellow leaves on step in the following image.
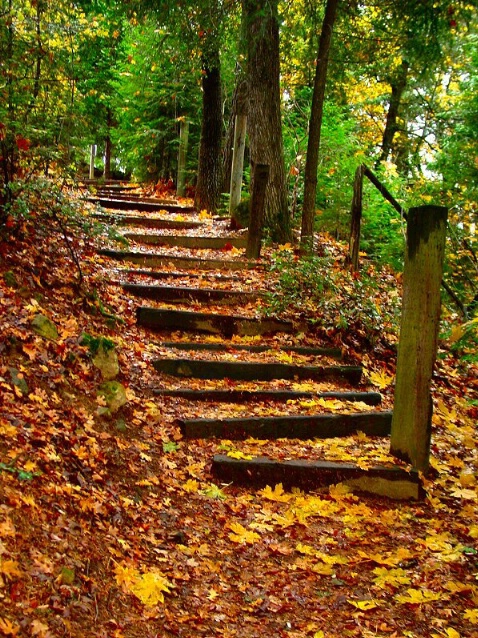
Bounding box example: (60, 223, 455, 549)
(259, 483, 293, 503)
(395, 588, 442, 604)
(372, 567, 411, 588)
(0, 617, 19, 636)
(228, 522, 261, 545)
(114, 563, 173, 606)
(347, 599, 380, 611)
(368, 368, 394, 389)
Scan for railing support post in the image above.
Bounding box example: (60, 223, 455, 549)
(390, 205, 448, 472)
(349, 164, 365, 271)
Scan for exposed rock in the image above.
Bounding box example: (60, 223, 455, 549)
(3, 271, 17, 288)
(9, 367, 28, 395)
(93, 343, 119, 380)
(98, 381, 127, 414)
(31, 314, 58, 341)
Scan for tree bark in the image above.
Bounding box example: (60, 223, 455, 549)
(376, 59, 409, 167)
(194, 47, 223, 213)
(243, 0, 290, 243)
(390, 205, 448, 472)
(222, 79, 248, 193)
(246, 163, 269, 258)
(177, 118, 189, 197)
(300, 0, 339, 254)
(229, 114, 247, 215)
(104, 109, 113, 180)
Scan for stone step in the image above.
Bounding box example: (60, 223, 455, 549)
(211, 455, 423, 499)
(177, 411, 392, 439)
(154, 389, 382, 404)
(96, 193, 176, 203)
(122, 233, 247, 250)
(137, 307, 304, 337)
(93, 213, 204, 230)
(157, 341, 343, 359)
(152, 358, 362, 383)
(123, 283, 260, 305)
(89, 197, 195, 214)
(97, 249, 253, 271)
(120, 269, 241, 282)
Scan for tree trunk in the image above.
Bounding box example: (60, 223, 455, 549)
(177, 118, 189, 197)
(104, 109, 113, 180)
(300, 0, 339, 254)
(194, 47, 223, 214)
(243, 0, 290, 243)
(89, 145, 96, 180)
(229, 114, 247, 215)
(246, 163, 269, 258)
(222, 79, 248, 193)
(390, 205, 448, 472)
(376, 59, 409, 167)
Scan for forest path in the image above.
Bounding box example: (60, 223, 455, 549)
(93, 189, 421, 499)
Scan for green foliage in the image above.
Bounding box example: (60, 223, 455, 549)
(80, 332, 115, 356)
(263, 249, 401, 344)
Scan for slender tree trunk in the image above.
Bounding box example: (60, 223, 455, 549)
(194, 47, 223, 214)
(246, 163, 269, 258)
(300, 0, 339, 254)
(376, 59, 409, 167)
(222, 79, 248, 193)
(229, 114, 247, 215)
(243, 0, 290, 243)
(177, 118, 189, 197)
(104, 109, 113, 179)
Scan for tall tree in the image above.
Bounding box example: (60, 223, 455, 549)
(243, 0, 290, 242)
(299, 0, 339, 253)
(194, 5, 223, 213)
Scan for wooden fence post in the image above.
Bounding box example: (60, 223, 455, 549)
(229, 114, 247, 215)
(349, 164, 365, 271)
(390, 205, 448, 472)
(177, 118, 189, 197)
(246, 163, 270, 259)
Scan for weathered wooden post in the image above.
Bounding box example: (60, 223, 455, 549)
(229, 114, 247, 215)
(349, 164, 365, 271)
(390, 205, 448, 472)
(89, 144, 96, 180)
(246, 163, 270, 259)
(177, 118, 189, 197)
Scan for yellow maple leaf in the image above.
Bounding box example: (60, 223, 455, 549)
(226, 450, 253, 460)
(464, 608, 478, 624)
(130, 571, 172, 606)
(347, 599, 380, 610)
(114, 563, 139, 590)
(368, 369, 394, 389)
(395, 588, 442, 604)
(309, 562, 335, 576)
(0, 617, 19, 636)
(182, 479, 199, 493)
(296, 543, 316, 555)
(372, 567, 411, 589)
(228, 522, 261, 545)
(259, 483, 292, 503)
(31, 619, 50, 637)
(0, 560, 22, 580)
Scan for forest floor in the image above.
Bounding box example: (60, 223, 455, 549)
(0, 189, 477, 638)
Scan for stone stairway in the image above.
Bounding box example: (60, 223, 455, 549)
(94, 191, 422, 499)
